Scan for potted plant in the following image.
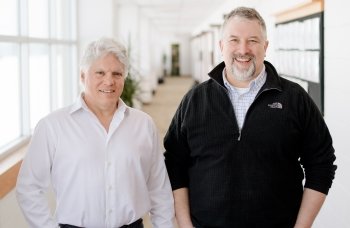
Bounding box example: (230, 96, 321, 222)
(121, 73, 138, 107)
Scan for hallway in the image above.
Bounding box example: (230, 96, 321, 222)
(1, 1, 350, 227)
(141, 76, 194, 140)
(140, 76, 194, 227)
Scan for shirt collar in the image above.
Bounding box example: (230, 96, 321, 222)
(69, 93, 127, 115)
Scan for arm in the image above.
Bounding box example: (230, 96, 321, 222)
(173, 188, 193, 228)
(16, 120, 57, 228)
(163, 95, 193, 227)
(295, 89, 336, 228)
(148, 122, 175, 228)
(294, 188, 326, 228)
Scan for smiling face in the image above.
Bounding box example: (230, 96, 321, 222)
(220, 16, 268, 86)
(81, 53, 125, 113)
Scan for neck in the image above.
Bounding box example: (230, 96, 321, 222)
(83, 97, 118, 132)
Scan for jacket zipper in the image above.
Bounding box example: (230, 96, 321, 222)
(238, 87, 280, 141)
(214, 81, 243, 141)
(212, 78, 280, 141)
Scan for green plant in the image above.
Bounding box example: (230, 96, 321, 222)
(121, 75, 138, 107)
(121, 36, 139, 107)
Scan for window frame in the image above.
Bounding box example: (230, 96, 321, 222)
(0, 0, 78, 160)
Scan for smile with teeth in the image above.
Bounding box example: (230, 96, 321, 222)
(99, 89, 115, 93)
(234, 56, 252, 63)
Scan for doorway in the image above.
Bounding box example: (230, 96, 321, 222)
(171, 43, 180, 76)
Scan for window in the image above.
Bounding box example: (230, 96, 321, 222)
(28, 0, 49, 38)
(0, 0, 77, 158)
(52, 0, 77, 40)
(0, 43, 20, 147)
(29, 44, 50, 129)
(52, 44, 78, 108)
(0, 0, 18, 36)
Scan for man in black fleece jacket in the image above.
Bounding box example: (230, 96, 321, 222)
(164, 6, 336, 228)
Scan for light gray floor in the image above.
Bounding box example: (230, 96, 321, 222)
(142, 76, 194, 139)
(141, 76, 194, 227)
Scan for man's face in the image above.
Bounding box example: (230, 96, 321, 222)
(220, 16, 268, 82)
(81, 53, 125, 111)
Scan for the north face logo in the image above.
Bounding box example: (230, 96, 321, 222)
(268, 102, 282, 109)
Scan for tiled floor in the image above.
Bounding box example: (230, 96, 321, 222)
(141, 76, 194, 227)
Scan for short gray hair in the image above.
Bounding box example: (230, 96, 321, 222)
(222, 7, 267, 39)
(80, 38, 129, 77)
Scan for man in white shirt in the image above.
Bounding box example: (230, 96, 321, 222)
(16, 38, 174, 228)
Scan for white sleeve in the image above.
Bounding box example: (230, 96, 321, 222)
(147, 123, 175, 228)
(16, 119, 58, 228)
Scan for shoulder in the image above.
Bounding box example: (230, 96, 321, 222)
(38, 105, 73, 125)
(30, 105, 73, 140)
(278, 77, 323, 118)
(124, 107, 157, 129)
(125, 106, 153, 121)
(279, 77, 311, 100)
(182, 79, 220, 102)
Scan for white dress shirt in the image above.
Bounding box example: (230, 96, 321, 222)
(16, 95, 174, 228)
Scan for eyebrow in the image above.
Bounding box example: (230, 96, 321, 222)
(228, 35, 261, 39)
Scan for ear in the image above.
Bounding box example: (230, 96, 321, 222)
(264, 40, 269, 52)
(219, 39, 223, 53)
(80, 71, 85, 84)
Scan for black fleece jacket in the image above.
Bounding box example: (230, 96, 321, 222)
(164, 61, 336, 228)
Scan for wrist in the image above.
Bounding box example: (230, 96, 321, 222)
(176, 221, 194, 228)
(294, 222, 311, 228)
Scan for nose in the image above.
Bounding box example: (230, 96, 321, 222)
(104, 72, 115, 85)
(237, 40, 249, 55)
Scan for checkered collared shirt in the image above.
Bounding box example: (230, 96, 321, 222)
(222, 66, 267, 130)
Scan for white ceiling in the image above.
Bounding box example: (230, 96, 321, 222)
(117, 0, 227, 35)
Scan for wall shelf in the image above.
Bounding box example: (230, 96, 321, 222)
(274, 2, 324, 114)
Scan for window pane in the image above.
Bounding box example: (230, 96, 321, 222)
(53, 0, 76, 40)
(53, 45, 75, 108)
(0, 43, 20, 147)
(70, 0, 77, 40)
(71, 45, 79, 97)
(28, 0, 48, 38)
(29, 44, 50, 129)
(0, 0, 18, 35)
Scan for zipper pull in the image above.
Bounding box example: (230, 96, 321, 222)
(234, 131, 241, 141)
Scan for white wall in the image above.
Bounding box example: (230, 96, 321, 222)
(114, 3, 140, 67)
(149, 27, 168, 79)
(78, 0, 115, 58)
(313, 0, 350, 227)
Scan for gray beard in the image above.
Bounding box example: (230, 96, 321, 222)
(231, 60, 256, 81)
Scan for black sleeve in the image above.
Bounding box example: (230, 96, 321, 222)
(299, 88, 337, 194)
(163, 95, 192, 190)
